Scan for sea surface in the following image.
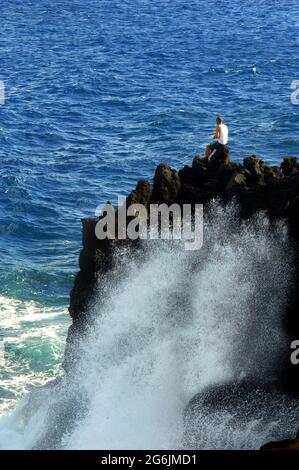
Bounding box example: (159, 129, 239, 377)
(0, 0, 299, 414)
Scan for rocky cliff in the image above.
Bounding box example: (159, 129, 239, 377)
(65, 148, 299, 448)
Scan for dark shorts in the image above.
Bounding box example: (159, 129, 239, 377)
(208, 141, 227, 151)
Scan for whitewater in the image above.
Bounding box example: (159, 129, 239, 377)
(0, 202, 298, 450)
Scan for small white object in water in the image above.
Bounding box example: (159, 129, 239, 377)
(252, 67, 257, 74)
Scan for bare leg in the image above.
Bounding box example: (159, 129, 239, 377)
(205, 145, 211, 159)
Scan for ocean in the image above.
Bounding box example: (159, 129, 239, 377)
(0, 0, 298, 446)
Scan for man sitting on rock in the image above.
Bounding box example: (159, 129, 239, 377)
(205, 115, 229, 160)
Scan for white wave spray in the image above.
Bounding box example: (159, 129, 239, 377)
(0, 202, 297, 449)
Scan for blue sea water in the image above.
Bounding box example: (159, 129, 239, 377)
(0, 0, 299, 412)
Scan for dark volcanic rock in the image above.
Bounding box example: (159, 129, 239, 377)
(264, 165, 283, 183)
(243, 155, 265, 185)
(224, 170, 247, 196)
(64, 151, 299, 447)
(66, 153, 299, 376)
(261, 430, 299, 450)
(69, 219, 112, 322)
(126, 179, 151, 207)
(207, 151, 230, 177)
(184, 382, 299, 450)
(210, 144, 230, 164)
(151, 163, 181, 204)
(192, 156, 207, 179)
(281, 157, 299, 177)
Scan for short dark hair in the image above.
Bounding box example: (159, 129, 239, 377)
(216, 115, 223, 123)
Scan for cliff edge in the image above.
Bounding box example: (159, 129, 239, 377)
(65, 149, 299, 449)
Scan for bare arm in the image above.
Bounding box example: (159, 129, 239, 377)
(213, 125, 221, 139)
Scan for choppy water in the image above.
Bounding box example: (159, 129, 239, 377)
(0, 0, 299, 421)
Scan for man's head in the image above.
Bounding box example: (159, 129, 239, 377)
(216, 115, 223, 125)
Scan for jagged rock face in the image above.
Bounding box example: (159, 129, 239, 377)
(67, 150, 299, 350)
(192, 156, 207, 178)
(69, 219, 111, 321)
(225, 170, 247, 195)
(151, 163, 181, 204)
(264, 165, 283, 183)
(281, 157, 299, 177)
(184, 382, 299, 450)
(127, 179, 151, 207)
(243, 155, 265, 185)
(65, 150, 299, 444)
(261, 431, 299, 450)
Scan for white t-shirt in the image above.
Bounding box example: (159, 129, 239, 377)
(217, 123, 228, 145)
